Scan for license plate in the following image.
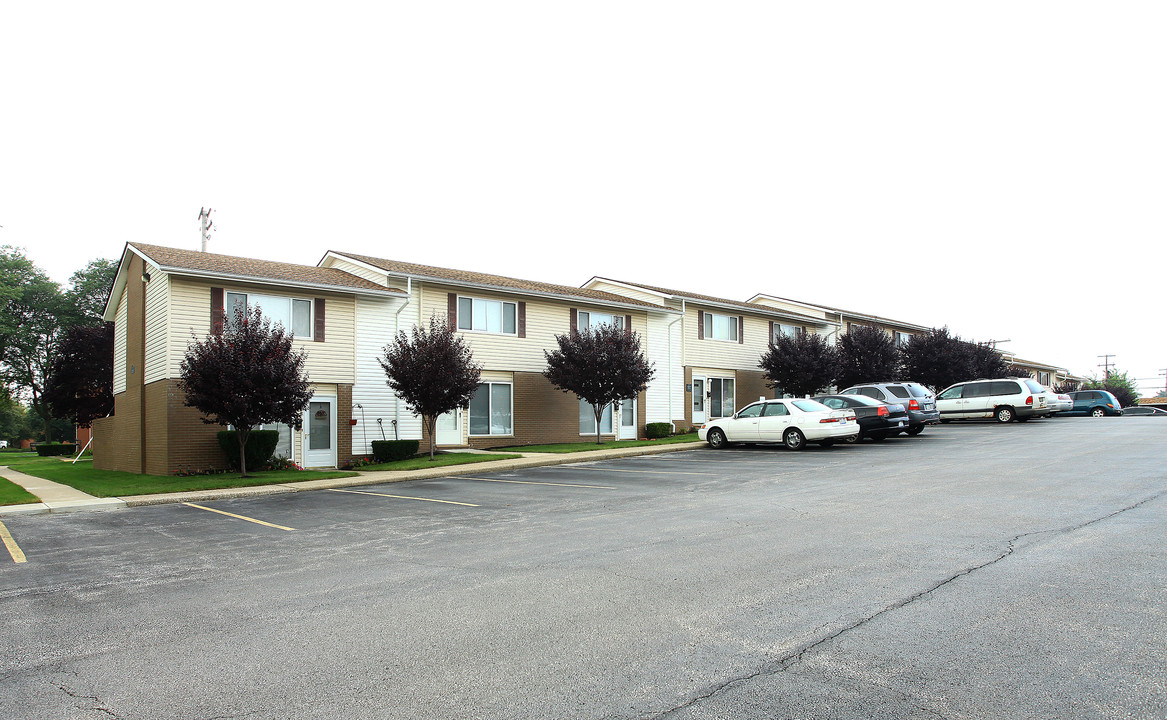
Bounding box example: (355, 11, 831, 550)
(924, 403, 934, 410)
(840, 418, 848, 425)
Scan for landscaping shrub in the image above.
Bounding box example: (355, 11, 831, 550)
(216, 430, 281, 472)
(371, 440, 420, 462)
(645, 422, 673, 439)
(35, 443, 76, 457)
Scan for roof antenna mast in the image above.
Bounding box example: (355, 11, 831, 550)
(198, 207, 214, 252)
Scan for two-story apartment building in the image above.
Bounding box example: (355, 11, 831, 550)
(581, 278, 837, 431)
(94, 243, 404, 475)
(748, 294, 931, 348)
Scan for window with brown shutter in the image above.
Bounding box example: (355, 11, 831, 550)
(448, 293, 458, 329)
(517, 302, 526, 338)
(211, 287, 224, 335)
(313, 298, 326, 342)
(625, 315, 632, 337)
(738, 316, 744, 344)
(697, 310, 705, 340)
(570, 308, 578, 333)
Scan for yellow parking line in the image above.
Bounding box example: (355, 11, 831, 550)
(0, 520, 27, 563)
(182, 503, 295, 531)
(461, 477, 616, 490)
(328, 488, 479, 507)
(544, 466, 716, 476)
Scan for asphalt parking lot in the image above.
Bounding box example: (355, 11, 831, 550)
(1, 418, 1165, 719)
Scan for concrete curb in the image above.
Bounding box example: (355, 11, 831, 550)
(121, 442, 706, 507)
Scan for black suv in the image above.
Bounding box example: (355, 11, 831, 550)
(838, 381, 940, 435)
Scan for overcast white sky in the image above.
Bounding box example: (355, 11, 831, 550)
(2, 2, 1164, 393)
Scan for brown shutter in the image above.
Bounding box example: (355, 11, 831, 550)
(517, 302, 526, 338)
(768, 321, 775, 344)
(314, 298, 326, 342)
(738, 316, 744, 344)
(211, 287, 224, 335)
(448, 293, 458, 329)
(625, 315, 632, 337)
(570, 308, 578, 333)
(697, 311, 704, 340)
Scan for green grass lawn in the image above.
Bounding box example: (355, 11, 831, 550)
(494, 433, 702, 453)
(360, 452, 522, 471)
(1, 457, 357, 498)
(0, 476, 40, 505)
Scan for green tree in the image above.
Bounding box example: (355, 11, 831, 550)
(0, 246, 68, 442)
(758, 332, 837, 398)
(543, 324, 655, 444)
(63, 258, 118, 328)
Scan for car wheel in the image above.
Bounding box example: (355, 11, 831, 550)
(995, 406, 1014, 423)
(707, 428, 728, 449)
(906, 425, 924, 436)
(1090, 407, 1105, 418)
(818, 439, 835, 448)
(783, 428, 806, 451)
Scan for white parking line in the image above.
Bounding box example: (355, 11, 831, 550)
(329, 488, 479, 507)
(459, 477, 617, 490)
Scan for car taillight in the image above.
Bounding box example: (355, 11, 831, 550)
(877, 405, 889, 417)
(1025, 396, 1033, 406)
(820, 417, 840, 423)
(908, 399, 919, 411)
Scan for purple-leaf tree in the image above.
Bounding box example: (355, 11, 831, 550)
(44, 323, 115, 430)
(379, 315, 482, 460)
(179, 304, 313, 477)
(758, 332, 837, 398)
(543, 324, 654, 444)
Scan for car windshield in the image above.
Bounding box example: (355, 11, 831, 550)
(791, 399, 829, 412)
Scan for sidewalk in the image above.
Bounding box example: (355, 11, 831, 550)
(0, 441, 706, 516)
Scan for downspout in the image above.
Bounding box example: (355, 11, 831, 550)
(393, 277, 413, 433)
(666, 299, 684, 431)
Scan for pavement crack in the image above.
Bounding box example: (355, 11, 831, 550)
(639, 491, 1165, 719)
(54, 681, 117, 717)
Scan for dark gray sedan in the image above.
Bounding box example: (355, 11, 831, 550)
(813, 394, 910, 442)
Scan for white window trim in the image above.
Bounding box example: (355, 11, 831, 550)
(469, 381, 514, 437)
(578, 310, 624, 333)
(703, 312, 739, 343)
(579, 399, 617, 436)
(226, 291, 314, 340)
(457, 296, 518, 336)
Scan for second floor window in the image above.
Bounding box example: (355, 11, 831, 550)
(457, 297, 517, 335)
(578, 311, 623, 332)
(703, 312, 738, 342)
(226, 292, 312, 338)
(772, 324, 801, 342)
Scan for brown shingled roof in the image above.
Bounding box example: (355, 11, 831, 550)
(594, 278, 829, 324)
(131, 243, 400, 295)
(328, 251, 672, 311)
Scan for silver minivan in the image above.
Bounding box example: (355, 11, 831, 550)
(936, 378, 1053, 423)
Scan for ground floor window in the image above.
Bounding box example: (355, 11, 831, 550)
(259, 422, 294, 459)
(710, 377, 735, 418)
(579, 399, 614, 434)
(470, 382, 513, 435)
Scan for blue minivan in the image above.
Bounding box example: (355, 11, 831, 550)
(1062, 390, 1123, 417)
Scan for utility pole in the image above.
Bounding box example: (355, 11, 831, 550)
(198, 207, 214, 252)
(1097, 354, 1115, 378)
(1159, 368, 1166, 397)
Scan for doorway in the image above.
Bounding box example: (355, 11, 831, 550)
(302, 397, 337, 468)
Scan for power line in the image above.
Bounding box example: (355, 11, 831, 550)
(1097, 354, 1116, 378)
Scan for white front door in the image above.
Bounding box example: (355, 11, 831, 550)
(692, 376, 706, 424)
(617, 398, 637, 440)
(436, 409, 462, 445)
(302, 397, 337, 468)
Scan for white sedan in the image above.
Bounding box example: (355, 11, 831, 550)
(698, 398, 858, 450)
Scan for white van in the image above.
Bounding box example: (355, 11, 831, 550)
(936, 378, 1054, 423)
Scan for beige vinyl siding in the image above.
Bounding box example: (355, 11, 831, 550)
(685, 308, 772, 371)
(418, 282, 649, 374)
(352, 295, 414, 452)
(143, 271, 170, 384)
(585, 280, 665, 306)
(166, 277, 356, 384)
(644, 313, 681, 424)
(320, 256, 388, 286)
(749, 296, 832, 321)
(113, 287, 128, 394)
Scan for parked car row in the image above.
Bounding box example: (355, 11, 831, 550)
(697, 378, 1144, 450)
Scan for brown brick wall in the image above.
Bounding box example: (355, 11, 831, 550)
(93, 389, 141, 472)
(337, 384, 353, 465)
(736, 370, 772, 408)
(165, 380, 228, 475)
